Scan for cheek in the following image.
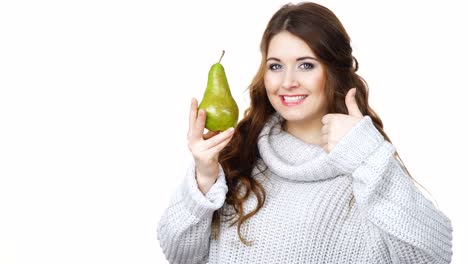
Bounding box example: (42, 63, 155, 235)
(302, 74, 325, 91)
(264, 73, 281, 90)
(303, 79, 327, 108)
(317, 91, 328, 110)
(263, 80, 275, 97)
(265, 88, 278, 104)
(263, 82, 279, 106)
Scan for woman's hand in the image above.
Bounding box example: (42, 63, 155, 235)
(321, 88, 364, 153)
(187, 98, 235, 194)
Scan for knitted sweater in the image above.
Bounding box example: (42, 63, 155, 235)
(157, 113, 453, 263)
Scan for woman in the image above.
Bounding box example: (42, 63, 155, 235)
(157, 2, 453, 263)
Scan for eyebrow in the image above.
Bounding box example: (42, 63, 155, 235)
(266, 56, 318, 62)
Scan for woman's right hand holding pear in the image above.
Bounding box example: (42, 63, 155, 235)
(187, 98, 234, 194)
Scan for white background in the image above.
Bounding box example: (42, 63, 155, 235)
(1, 0, 467, 263)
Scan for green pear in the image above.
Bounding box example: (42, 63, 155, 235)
(199, 50, 239, 132)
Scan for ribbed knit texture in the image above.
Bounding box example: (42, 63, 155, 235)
(157, 113, 453, 263)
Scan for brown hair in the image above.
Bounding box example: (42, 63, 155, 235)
(213, 2, 415, 245)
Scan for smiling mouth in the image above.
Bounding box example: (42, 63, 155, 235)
(280, 95, 308, 106)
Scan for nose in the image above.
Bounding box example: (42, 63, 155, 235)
(281, 69, 299, 90)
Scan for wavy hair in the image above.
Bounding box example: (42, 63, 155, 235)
(212, 2, 417, 245)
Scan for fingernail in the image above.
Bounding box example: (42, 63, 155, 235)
(227, 127, 234, 133)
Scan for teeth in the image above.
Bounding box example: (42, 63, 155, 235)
(283, 95, 307, 102)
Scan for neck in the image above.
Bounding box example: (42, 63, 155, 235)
(283, 116, 324, 146)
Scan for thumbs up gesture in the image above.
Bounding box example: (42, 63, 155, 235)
(321, 88, 364, 153)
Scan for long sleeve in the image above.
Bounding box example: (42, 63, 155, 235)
(157, 160, 228, 264)
(328, 116, 453, 263)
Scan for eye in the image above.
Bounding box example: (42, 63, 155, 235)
(299, 62, 315, 70)
(268, 63, 282, 71)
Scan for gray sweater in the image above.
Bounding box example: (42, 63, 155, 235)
(157, 113, 453, 263)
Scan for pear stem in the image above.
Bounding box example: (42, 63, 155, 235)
(218, 50, 225, 63)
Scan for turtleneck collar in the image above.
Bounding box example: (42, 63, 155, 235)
(257, 112, 341, 182)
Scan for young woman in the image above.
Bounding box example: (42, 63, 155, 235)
(157, 2, 453, 263)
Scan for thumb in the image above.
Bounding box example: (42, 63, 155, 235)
(345, 88, 363, 117)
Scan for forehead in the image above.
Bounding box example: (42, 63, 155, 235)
(267, 31, 316, 58)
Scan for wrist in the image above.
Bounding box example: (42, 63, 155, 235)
(195, 167, 219, 194)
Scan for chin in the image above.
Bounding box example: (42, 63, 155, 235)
(276, 107, 322, 123)
(277, 111, 308, 122)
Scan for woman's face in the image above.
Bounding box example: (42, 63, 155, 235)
(264, 31, 327, 124)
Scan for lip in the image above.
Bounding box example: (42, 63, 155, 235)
(279, 94, 308, 106)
